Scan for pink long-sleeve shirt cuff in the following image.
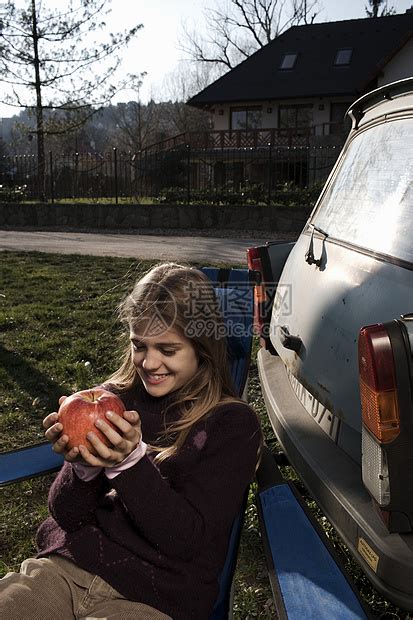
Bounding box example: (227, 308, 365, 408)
(72, 441, 148, 481)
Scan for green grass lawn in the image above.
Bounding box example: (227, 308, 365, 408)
(0, 251, 407, 618)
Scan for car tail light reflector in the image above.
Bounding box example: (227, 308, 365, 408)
(362, 427, 390, 505)
(358, 324, 400, 443)
(247, 247, 266, 332)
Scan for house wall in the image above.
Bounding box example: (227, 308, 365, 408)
(211, 97, 352, 134)
(213, 108, 230, 131)
(378, 37, 413, 86)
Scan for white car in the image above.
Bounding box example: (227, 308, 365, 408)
(248, 77, 413, 611)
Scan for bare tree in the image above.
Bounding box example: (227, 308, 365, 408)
(0, 0, 143, 199)
(158, 62, 215, 133)
(108, 100, 165, 152)
(179, 0, 321, 72)
(365, 0, 395, 17)
(162, 62, 216, 101)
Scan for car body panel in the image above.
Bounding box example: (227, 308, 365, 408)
(270, 235, 413, 447)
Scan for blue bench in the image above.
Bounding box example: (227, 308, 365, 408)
(256, 445, 370, 619)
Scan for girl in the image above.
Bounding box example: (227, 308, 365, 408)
(0, 262, 262, 620)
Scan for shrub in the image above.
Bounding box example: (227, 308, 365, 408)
(0, 184, 28, 202)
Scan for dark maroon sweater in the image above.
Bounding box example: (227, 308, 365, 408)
(36, 388, 262, 619)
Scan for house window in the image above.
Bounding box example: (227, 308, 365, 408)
(279, 104, 313, 136)
(280, 53, 298, 70)
(230, 107, 262, 130)
(334, 49, 352, 66)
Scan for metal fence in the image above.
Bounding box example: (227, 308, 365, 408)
(0, 141, 343, 204)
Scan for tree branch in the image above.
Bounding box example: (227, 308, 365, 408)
(179, 0, 321, 75)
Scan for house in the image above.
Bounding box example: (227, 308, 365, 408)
(188, 11, 413, 141)
(125, 11, 413, 200)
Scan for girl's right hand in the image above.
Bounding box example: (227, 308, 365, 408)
(43, 396, 82, 462)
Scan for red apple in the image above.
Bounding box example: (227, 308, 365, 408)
(57, 388, 126, 456)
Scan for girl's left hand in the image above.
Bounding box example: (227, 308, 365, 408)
(77, 409, 142, 468)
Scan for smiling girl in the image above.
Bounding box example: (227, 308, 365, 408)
(0, 262, 262, 620)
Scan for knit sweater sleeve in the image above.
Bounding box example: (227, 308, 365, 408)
(110, 402, 262, 561)
(47, 461, 108, 531)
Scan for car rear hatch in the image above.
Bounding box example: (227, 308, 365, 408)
(270, 80, 413, 460)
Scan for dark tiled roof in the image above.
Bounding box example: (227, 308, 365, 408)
(188, 13, 413, 106)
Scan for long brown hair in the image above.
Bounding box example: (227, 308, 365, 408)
(106, 262, 242, 461)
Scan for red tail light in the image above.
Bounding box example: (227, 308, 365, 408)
(246, 246, 261, 273)
(247, 247, 266, 334)
(358, 324, 400, 443)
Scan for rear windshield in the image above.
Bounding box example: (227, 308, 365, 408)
(313, 117, 413, 263)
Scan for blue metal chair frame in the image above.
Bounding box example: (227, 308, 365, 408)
(256, 446, 371, 619)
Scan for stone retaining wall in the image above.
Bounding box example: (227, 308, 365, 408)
(0, 202, 311, 234)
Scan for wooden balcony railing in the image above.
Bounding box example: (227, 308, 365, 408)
(142, 122, 347, 155)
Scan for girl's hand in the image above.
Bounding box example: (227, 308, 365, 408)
(75, 410, 142, 468)
(43, 396, 79, 462)
(43, 396, 83, 462)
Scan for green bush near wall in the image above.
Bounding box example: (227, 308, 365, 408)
(158, 184, 323, 207)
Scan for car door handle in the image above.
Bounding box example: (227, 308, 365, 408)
(278, 325, 303, 353)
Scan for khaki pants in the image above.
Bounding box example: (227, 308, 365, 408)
(0, 555, 171, 620)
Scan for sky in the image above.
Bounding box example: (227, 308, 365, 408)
(1, 0, 412, 117)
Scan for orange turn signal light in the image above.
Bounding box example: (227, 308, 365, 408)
(358, 324, 400, 443)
